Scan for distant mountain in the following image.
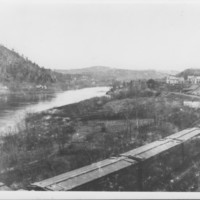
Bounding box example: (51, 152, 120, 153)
(57, 66, 166, 82)
(159, 70, 180, 76)
(177, 68, 200, 79)
(58, 66, 111, 75)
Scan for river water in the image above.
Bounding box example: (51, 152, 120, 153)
(0, 87, 110, 135)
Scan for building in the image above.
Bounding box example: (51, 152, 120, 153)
(184, 101, 200, 109)
(187, 76, 200, 84)
(166, 75, 184, 85)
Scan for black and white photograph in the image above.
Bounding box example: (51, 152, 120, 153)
(1, 0, 200, 198)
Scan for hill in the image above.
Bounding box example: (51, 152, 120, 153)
(0, 45, 58, 83)
(56, 66, 166, 82)
(177, 68, 200, 79)
(0, 45, 94, 92)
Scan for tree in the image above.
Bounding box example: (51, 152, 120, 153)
(50, 118, 76, 153)
(147, 79, 157, 90)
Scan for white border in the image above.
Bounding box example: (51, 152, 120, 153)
(0, 0, 200, 199)
(0, 191, 200, 200)
(1, 191, 200, 199)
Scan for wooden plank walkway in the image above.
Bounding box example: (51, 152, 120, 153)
(32, 157, 135, 191)
(31, 127, 200, 191)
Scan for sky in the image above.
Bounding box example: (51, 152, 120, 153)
(0, 0, 200, 71)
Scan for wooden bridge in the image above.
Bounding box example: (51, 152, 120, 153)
(30, 127, 200, 191)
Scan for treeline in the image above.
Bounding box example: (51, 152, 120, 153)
(109, 78, 187, 99)
(109, 79, 162, 99)
(0, 45, 56, 84)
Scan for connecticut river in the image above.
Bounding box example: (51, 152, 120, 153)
(0, 87, 110, 135)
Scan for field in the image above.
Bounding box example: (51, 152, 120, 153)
(1, 82, 200, 190)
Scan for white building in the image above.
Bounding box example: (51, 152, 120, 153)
(166, 76, 184, 85)
(184, 101, 200, 109)
(187, 76, 200, 84)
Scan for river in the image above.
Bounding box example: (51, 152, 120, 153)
(0, 86, 110, 135)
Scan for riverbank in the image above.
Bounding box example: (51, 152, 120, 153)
(0, 87, 110, 135)
(0, 83, 107, 96)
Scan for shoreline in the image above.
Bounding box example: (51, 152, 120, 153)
(0, 86, 111, 137)
(0, 83, 111, 96)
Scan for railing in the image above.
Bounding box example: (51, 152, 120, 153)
(30, 127, 200, 191)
